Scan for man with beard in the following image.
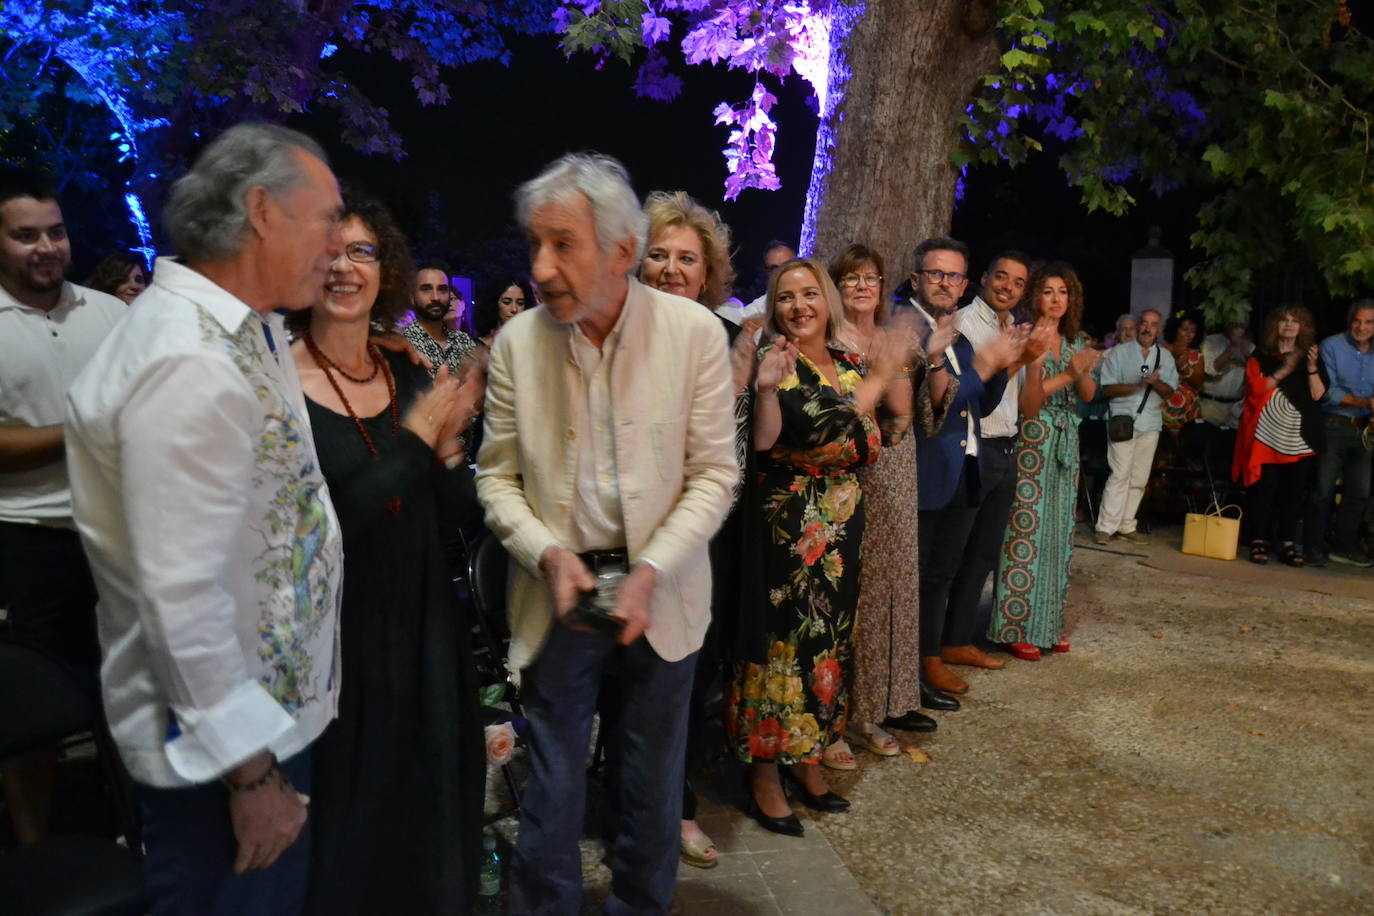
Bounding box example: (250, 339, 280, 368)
(0, 169, 125, 844)
(1095, 308, 1177, 545)
(910, 238, 1027, 705)
(402, 262, 477, 378)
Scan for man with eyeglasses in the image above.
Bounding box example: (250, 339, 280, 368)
(1094, 308, 1177, 545)
(910, 237, 1028, 704)
(403, 261, 477, 379)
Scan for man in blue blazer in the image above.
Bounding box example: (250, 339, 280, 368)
(910, 237, 1026, 709)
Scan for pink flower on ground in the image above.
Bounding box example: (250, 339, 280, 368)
(485, 722, 517, 767)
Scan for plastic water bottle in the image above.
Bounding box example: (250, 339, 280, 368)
(478, 834, 501, 897)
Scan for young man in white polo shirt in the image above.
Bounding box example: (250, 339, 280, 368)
(0, 169, 125, 843)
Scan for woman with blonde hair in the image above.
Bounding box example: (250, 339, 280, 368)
(726, 258, 913, 836)
(637, 190, 752, 868)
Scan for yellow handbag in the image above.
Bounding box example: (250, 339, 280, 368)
(1182, 502, 1242, 561)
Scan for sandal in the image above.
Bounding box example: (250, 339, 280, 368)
(845, 722, 900, 757)
(1278, 542, 1305, 567)
(680, 832, 719, 869)
(820, 739, 858, 771)
(1249, 539, 1270, 565)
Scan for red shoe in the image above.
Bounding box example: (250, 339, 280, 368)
(1052, 637, 1071, 653)
(1008, 643, 1041, 661)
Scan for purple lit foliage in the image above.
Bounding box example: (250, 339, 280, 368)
(557, 1, 842, 199)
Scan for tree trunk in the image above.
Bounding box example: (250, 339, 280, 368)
(802, 0, 999, 280)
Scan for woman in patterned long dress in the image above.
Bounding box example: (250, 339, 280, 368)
(828, 244, 956, 758)
(988, 262, 1102, 660)
(727, 258, 909, 837)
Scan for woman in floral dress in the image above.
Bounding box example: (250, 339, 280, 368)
(726, 258, 908, 837)
(987, 262, 1101, 659)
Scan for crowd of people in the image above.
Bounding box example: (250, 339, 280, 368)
(1, 120, 1371, 916)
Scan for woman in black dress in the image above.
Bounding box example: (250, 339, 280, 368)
(290, 193, 487, 914)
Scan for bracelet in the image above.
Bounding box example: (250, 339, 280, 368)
(222, 755, 282, 793)
(928, 362, 947, 373)
(1306, 368, 1319, 375)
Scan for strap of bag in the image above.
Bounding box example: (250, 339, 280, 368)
(1205, 501, 1243, 519)
(1135, 347, 1161, 416)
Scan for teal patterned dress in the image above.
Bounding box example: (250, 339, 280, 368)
(727, 346, 881, 764)
(988, 335, 1087, 649)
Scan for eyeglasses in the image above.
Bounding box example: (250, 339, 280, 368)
(344, 242, 378, 263)
(840, 274, 882, 288)
(919, 269, 965, 285)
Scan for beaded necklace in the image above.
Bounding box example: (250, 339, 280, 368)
(304, 332, 404, 514)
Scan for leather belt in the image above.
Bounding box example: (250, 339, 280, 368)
(578, 549, 628, 571)
(1324, 414, 1372, 428)
(1201, 393, 1240, 403)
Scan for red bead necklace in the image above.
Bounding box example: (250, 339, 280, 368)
(304, 332, 404, 514)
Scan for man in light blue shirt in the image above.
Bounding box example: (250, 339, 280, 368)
(1305, 299, 1374, 567)
(1094, 309, 1178, 544)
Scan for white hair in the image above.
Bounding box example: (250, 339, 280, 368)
(514, 152, 647, 269)
(164, 123, 328, 262)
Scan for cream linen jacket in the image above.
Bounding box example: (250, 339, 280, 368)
(475, 279, 738, 672)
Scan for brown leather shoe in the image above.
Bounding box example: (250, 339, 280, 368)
(941, 644, 1007, 669)
(922, 656, 968, 694)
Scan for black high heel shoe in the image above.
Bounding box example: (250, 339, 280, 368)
(742, 774, 804, 837)
(782, 767, 850, 813)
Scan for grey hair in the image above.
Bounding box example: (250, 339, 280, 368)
(1348, 298, 1374, 324)
(514, 152, 648, 269)
(164, 123, 329, 262)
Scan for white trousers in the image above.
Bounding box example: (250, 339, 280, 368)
(1097, 431, 1160, 535)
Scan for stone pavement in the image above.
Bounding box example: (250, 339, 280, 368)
(485, 524, 1374, 914)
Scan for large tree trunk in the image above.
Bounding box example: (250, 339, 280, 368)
(802, 0, 1000, 280)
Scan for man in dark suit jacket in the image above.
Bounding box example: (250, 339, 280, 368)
(910, 237, 1025, 709)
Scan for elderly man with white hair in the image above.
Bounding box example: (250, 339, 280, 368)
(65, 123, 345, 914)
(476, 153, 737, 913)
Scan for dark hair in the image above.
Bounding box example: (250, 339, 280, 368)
(1164, 309, 1203, 346)
(828, 243, 889, 325)
(1260, 305, 1316, 356)
(763, 239, 794, 257)
(985, 249, 1031, 275)
(912, 236, 970, 272)
(85, 251, 146, 296)
(414, 260, 452, 281)
(287, 188, 414, 333)
(0, 168, 58, 214)
(473, 276, 535, 338)
(1348, 298, 1374, 325)
(1025, 260, 1084, 342)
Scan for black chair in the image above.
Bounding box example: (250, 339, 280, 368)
(465, 532, 523, 823)
(0, 643, 143, 916)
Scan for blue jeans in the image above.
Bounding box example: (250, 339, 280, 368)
(1306, 419, 1373, 556)
(136, 751, 312, 916)
(510, 624, 695, 916)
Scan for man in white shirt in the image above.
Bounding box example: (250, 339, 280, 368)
(945, 252, 1048, 674)
(1094, 309, 1178, 544)
(1198, 321, 1253, 429)
(0, 169, 125, 845)
(65, 124, 345, 914)
(476, 153, 736, 913)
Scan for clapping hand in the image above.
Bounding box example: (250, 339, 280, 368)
(401, 365, 461, 450)
(1069, 346, 1102, 377)
(435, 361, 487, 467)
(755, 336, 798, 393)
(974, 323, 1030, 376)
(1024, 316, 1057, 364)
(730, 319, 763, 395)
(1305, 345, 1320, 373)
(922, 311, 957, 360)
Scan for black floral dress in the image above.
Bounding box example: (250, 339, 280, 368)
(726, 346, 881, 764)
